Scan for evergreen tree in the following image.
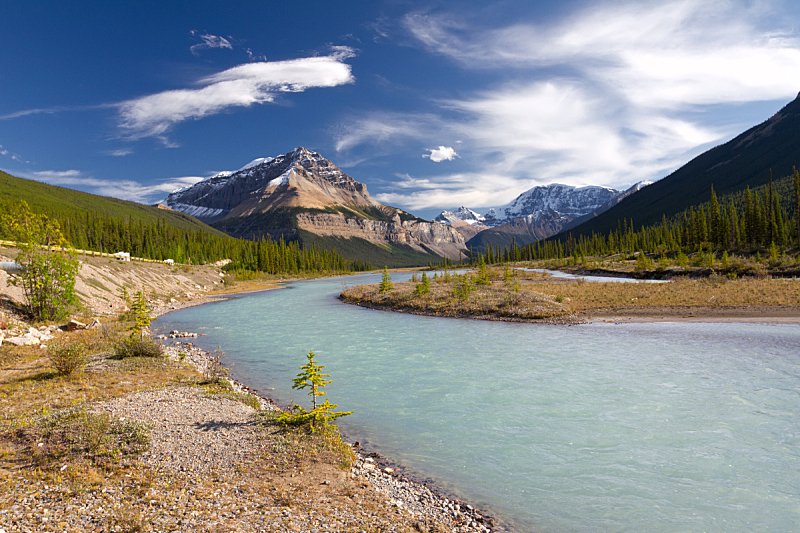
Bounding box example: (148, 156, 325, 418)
(379, 266, 394, 294)
(130, 290, 151, 340)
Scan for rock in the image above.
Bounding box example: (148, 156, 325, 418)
(0, 333, 4, 345)
(6, 335, 40, 346)
(64, 320, 86, 331)
(86, 319, 101, 329)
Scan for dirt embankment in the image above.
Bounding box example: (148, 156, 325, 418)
(1, 246, 227, 320)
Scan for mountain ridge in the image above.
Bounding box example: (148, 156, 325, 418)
(165, 147, 467, 262)
(560, 93, 800, 239)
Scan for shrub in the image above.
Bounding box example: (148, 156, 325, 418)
(0, 201, 79, 321)
(202, 348, 230, 385)
(114, 336, 163, 359)
(47, 340, 88, 375)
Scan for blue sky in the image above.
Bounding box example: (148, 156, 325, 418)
(2, 0, 800, 220)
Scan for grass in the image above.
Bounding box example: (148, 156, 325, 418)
(342, 264, 800, 321)
(341, 270, 571, 321)
(258, 410, 355, 472)
(0, 326, 198, 427)
(544, 275, 800, 311)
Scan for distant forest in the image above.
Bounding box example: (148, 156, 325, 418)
(468, 169, 800, 264)
(0, 197, 370, 275)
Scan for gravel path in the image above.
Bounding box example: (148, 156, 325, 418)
(95, 387, 258, 474)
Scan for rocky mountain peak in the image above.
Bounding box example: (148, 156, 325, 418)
(164, 146, 380, 222)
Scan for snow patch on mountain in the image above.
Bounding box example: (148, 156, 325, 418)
(169, 203, 226, 219)
(434, 206, 486, 226)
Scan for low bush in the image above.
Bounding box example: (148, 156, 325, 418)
(114, 335, 164, 359)
(47, 340, 88, 375)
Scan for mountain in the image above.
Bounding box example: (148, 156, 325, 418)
(558, 181, 652, 233)
(433, 207, 488, 241)
(562, 92, 800, 239)
(483, 184, 621, 227)
(435, 206, 486, 226)
(165, 147, 467, 265)
(464, 209, 579, 253)
(435, 183, 644, 252)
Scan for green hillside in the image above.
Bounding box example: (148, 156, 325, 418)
(0, 170, 226, 237)
(0, 170, 360, 273)
(565, 94, 800, 239)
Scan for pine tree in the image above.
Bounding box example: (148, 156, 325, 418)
(130, 290, 151, 339)
(794, 167, 800, 245)
(709, 186, 721, 246)
(278, 350, 352, 431)
(379, 266, 394, 294)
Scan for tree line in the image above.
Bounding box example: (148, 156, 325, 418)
(464, 168, 800, 264)
(0, 200, 370, 275)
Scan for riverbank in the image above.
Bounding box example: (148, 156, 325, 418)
(340, 268, 800, 324)
(1, 273, 499, 532)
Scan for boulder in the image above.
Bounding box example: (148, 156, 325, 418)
(86, 319, 101, 329)
(6, 335, 40, 346)
(64, 319, 86, 331)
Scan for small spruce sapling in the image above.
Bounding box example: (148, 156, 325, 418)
(278, 350, 352, 431)
(379, 266, 394, 294)
(129, 290, 151, 339)
(414, 271, 431, 296)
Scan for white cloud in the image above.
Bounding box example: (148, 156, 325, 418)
(190, 32, 233, 55)
(404, 1, 800, 107)
(339, 0, 800, 211)
(106, 148, 133, 157)
(118, 51, 356, 141)
(423, 146, 459, 162)
(0, 144, 25, 163)
(375, 171, 522, 211)
(334, 112, 445, 152)
(19, 169, 205, 204)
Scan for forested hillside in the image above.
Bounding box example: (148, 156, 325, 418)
(0, 171, 364, 274)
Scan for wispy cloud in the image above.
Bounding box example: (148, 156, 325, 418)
(423, 146, 458, 162)
(119, 49, 357, 141)
(375, 171, 522, 211)
(105, 148, 133, 157)
(402, 1, 800, 106)
(190, 31, 233, 55)
(18, 169, 205, 203)
(340, 0, 800, 210)
(0, 103, 113, 121)
(334, 111, 446, 152)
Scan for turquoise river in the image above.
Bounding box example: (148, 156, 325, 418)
(153, 272, 800, 532)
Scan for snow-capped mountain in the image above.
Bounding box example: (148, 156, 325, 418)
(434, 206, 486, 226)
(163, 147, 467, 260)
(452, 181, 652, 251)
(483, 184, 622, 226)
(164, 146, 381, 222)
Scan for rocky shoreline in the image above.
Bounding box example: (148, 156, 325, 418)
(159, 337, 506, 532)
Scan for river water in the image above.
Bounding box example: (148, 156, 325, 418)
(154, 273, 800, 532)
